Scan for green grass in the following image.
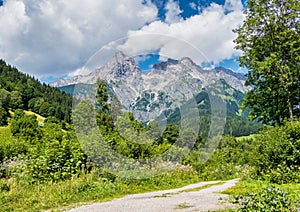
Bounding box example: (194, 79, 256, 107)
(176, 202, 192, 209)
(24, 111, 46, 125)
(223, 178, 300, 202)
(223, 179, 269, 195)
(214, 179, 300, 211)
(0, 168, 201, 211)
(9, 110, 46, 126)
(180, 181, 225, 193)
(235, 134, 256, 141)
(224, 178, 300, 196)
(0, 126, 14, 145)
(153, 181, 225, 198)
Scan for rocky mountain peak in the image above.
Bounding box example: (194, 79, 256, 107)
(113, 51, 127, 61)
(152, 58, 179, 70)
(53, 52, 249, 122)
(111, 57, 140, 78)
(215, 66, 246, 80)
(51, 53, 248, 94)
(179, 57, 195, 67)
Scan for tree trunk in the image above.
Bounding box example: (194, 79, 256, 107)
(287, 93, 294, 123)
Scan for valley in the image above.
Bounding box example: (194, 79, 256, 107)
(0, 45, 299, 211)
(0, 0, 299, 210)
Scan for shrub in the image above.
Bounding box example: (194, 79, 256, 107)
(252, 120, 300, 183)
(235, 186, 299, 211)
(10, 109, 41, 141)
(26, 134, 87, 182)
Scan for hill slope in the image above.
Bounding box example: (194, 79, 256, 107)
(0, 59, 72, 123)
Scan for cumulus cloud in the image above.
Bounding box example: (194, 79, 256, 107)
(164, 0, 182, 24)
(119, 0, 244, 66)
(0, 0, 245, 79)
(0, 0, 157, 78)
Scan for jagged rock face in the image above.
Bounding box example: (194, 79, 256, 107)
(51, 52, 248, 122)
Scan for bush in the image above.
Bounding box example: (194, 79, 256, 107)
(235, 186, 299, 211)
(26, 128, 87, 182)
(184, 136, 256, 180)
(10, 109, 41, 141)
(252, 120, 300, 183)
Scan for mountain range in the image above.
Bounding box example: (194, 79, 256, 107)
(51, 51, 247, 93)
(50, 51, 257, 136)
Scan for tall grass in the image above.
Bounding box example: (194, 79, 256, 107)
(0, 166, 200, 211)
(0, 126, 14, 145)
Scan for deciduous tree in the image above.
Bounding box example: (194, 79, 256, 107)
(234, 0, 300, 125)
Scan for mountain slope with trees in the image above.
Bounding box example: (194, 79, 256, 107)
(0, 59, 72, 124)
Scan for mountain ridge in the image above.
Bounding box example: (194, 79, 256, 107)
(54, 52, 259, 136)
(50, 52, 247, 93)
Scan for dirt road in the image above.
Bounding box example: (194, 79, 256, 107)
(68, 179, 239, 212)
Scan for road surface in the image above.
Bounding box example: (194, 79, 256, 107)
(68, 179, 239, 212)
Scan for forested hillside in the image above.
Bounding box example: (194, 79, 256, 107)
(0, 60, 72, 124)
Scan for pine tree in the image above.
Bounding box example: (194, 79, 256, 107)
(95, 79, 113, 133)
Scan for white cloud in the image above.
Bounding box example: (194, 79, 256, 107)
(0, 0, 157, 78)
(189, 2, 197, 10)
(119, 0, 244, 66)
(165, 0, 182, 24)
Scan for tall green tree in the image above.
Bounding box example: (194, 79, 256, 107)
(0, 106, 8, 126)
(0, 89, 10, 125)
(95, 79, 113, 133)
(72, 99, 97, 135)
(110, 94, 123, 122)
(10, 91, 23, 110)
(0, 89, 10, 109)
(234, 0, 300, 125)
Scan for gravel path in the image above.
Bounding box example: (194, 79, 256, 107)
(68, 179, 239, 212)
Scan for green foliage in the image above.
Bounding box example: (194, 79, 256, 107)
(235, 186, 299, 211)
(10, 124, 88, 182)
(110, 94, 123, 121)
(0, 166, 200, 211)
(251, 120, 300, 183)
(9, 91, 23, 110)
(0, 106, 8, 126)
(184, 135, 256, 180)
(0, 127, 29, 178)
(162, 146, 188, 162)
(197, 121, 300, 183)
(224, 116, 262, 137)
(0, 59, 72, 122)
(234, 0, 300, 125)
(0, 88, 10, 109)
(38, 102, 52, 117)
(0, 88, 10, 126)
(44, 116, 60, 125)
(28, 139, 86, 182)
(72, 99, 97, 135)
(95, 79, 114, 133)
(10, 109, 41, 141)
(161, 124, 179, 144)
(1, 109, 88, 182)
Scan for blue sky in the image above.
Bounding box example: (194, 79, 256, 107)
(136, 0, 248, 73)
(0, 0, 247, 82)
(136, 0, 247, 73)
